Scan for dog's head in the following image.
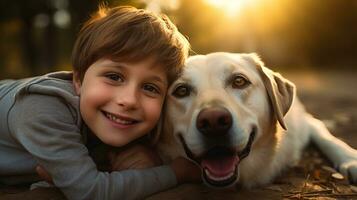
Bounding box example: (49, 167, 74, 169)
(159, 52, 295, 187)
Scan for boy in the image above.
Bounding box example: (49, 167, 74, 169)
(0, 5, 200, 200)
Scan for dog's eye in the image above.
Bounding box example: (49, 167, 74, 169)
(172, 85, 191, 98)
(232, 75, 250, 89)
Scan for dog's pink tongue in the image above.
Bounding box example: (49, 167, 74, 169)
(201, 156, 239, 177)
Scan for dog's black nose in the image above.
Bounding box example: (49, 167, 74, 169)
(196, 107, 232, 136)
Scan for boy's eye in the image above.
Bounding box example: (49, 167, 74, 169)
(105, 73, 123, 82)
(143, 84, 160, 94)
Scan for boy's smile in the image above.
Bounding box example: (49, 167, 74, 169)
(102, 110, 140, 126)
(74, 58, 168, 147)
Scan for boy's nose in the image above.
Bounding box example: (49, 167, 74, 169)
(115, 86, 139, 109)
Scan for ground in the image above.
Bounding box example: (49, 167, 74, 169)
(1, 69, 357, 200)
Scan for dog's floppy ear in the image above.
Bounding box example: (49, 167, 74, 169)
(244, 53, 295, 130)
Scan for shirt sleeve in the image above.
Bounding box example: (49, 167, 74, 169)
(8, 94, 177, 200)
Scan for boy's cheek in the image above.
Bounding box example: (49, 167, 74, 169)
(82, 85, 110, 102)
(141, 101, 162, 125)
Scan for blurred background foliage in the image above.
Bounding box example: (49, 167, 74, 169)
(0, 0, 356, 79)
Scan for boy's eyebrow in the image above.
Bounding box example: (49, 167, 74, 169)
(148, 76, 166, 85)
(104, 62, 167, 85)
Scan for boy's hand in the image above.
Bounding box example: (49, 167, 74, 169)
(109, 144, 162, 171)
(170, 157, 202, 184)
(36, 165, 53, 185)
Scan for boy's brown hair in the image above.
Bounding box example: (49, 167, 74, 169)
(72, 5, 190, 85)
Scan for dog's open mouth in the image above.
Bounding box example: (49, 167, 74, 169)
(179, 128, 256, 187)
(201, 146, 239, 186)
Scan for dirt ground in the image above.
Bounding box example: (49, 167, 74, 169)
(1, 69, 357, 200)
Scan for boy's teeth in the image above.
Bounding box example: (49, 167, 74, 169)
(105, 112, 134, 124)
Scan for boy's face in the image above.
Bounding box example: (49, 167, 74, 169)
(74, 57, 168, 147)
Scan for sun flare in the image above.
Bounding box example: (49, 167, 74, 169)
(205, 0, 253, 17)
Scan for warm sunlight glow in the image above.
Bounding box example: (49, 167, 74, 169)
(205, 0, 252, 17)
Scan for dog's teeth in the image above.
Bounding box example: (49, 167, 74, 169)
(204, 168, 234, 181)
(204, 168, 211, 177)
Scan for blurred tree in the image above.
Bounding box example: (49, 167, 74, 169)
(1, 0, 356, 79)
(276, 0, 357, 67)
(0, 0, 98, 78)
(170, 0, 357, 68)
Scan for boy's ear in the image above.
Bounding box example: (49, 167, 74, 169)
(73, 74, 81, 95)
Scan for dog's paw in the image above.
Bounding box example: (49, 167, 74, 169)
(338, 160, 357, 183)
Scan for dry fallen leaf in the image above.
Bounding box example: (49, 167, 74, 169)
(331, 172, 344, 180)
(264, 185, 282, 192)
(350, 185, 357, 193)
(313, 169, 321, 180)
(321, 165, 337, 174)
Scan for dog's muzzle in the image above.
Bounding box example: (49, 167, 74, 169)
(179, 106, 257, 187)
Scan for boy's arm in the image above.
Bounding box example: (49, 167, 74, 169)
(8, 94, 181, 200)
(36, 146, 202, 185)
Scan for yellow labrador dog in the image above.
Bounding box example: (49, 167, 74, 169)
(157, 52, 357, 188)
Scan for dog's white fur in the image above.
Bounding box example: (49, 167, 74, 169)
(157, 52, 357, 187)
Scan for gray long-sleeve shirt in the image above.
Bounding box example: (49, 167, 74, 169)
(0, 71, 176, 200)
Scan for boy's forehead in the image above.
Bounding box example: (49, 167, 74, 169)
(111, 54, 160, 66)
(111, 56, 169, 76)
